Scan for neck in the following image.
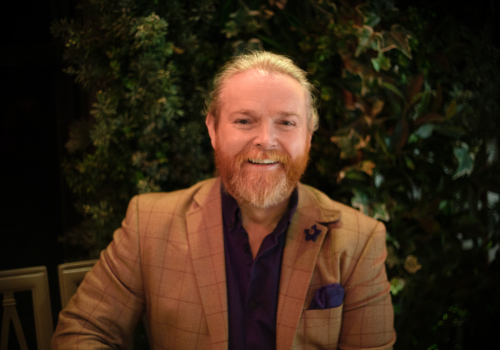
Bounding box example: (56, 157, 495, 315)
(238, 198, 290, 230)
(237, 197, 290, 259)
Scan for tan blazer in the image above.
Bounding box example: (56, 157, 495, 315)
(52, 178, 396, 349)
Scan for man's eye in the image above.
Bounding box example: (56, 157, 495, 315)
(281, 120, 294, 126)
(236, 119, 250, 124)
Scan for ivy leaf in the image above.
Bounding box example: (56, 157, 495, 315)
(371, 51, 391, 72)
(404, 255, 422, 274)
(373, 202, 390, 221)
(360, 160, 376, 176)
(222, 20, 238, 38)
(404, 156, 415, 170)
(453, 143, 475, 179)
(406, 74, 424, 104)
(351, 190, 370, 216)
(414, 124, 434, 139)
(446, 100, 457, 119)
(382, 82, 404, 99)
(356, 3, 381, 27)
(375, 130, 388, 153)
(371, 99, 385, 118)
(365, 13, 381, 28)
(232, 38, 264, 55)
(345, 171, 366, 181)
(409, 92, 423, 107)
(392, 117, 409, 153)
(247, 38, 264, 51)
(330, 130, 367, 159)
(390, 277, 406, 295)
(381, 24, 413, 59)
(269, 0, 288, 10)
(355, 26, 375, 57)
(415, 90, 432, 117)
(385, 246, 400, 268)
(415, 112, 446, 125)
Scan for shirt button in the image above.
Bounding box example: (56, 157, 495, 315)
(248, 301, 257, 309)
(243, 243, 250, 253)
(229, 222, 234, 229)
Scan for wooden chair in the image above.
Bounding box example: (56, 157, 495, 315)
(57, 260, 98, 308)
(0, 266, 53, 350)
(58, 259, 150, 346)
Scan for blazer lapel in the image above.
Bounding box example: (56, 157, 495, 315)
(185, 178, 228, 350)
(276, 184, 341, 350)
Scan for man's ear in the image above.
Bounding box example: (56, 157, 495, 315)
(206, 113, 217, 150)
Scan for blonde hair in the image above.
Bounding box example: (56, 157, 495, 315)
(205, 51, 319, 132)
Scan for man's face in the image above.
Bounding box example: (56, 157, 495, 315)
(206, 69, 312, 209)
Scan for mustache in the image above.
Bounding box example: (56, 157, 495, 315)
(235, 149, 291, 167)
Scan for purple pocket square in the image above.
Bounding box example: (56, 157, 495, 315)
(309, 283, 344, 310)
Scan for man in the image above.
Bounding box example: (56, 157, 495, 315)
(52, 51, 396, 349)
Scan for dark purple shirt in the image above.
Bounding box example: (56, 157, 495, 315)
(221, 187, 298, 350)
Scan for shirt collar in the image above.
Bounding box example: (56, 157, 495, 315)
(220, 182, 299, 234)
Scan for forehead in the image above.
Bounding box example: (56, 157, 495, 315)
(219, 70, 307, 115)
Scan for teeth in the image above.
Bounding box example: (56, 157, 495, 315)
(249, 158, 278, 164)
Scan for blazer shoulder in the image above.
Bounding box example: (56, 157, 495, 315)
(129, 178, 219, 217)
(298, 183, 382, 232)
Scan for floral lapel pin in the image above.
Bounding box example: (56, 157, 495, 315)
(304, 224, 321, 242)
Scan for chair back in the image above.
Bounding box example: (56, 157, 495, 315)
(0, 266, 53, 350)
(57, 260, 98, 308)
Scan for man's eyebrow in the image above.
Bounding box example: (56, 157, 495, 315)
(277, 111, 300, 118)
(229, 110, 300, 118)
(229, 109, 257, 117)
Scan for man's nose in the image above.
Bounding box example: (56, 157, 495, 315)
(253, 122, 277, 149)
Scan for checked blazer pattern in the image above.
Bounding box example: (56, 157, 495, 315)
(52, 178, 396, 349)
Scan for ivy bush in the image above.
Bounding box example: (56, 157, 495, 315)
(53, 0, 499, 348)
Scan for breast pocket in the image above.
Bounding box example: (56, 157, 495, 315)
(295, 305, 343, 349)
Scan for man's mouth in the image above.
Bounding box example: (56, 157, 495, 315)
(248, 158, 279, 165)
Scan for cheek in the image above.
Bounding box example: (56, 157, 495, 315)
(286, 134, 310, 158)
(217, 130, 247, 155)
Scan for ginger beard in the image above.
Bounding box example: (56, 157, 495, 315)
(215, 144, 310, 209)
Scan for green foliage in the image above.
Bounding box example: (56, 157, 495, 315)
(302, 2, 500, 348)
(52, 0, 220, 256)
(53, 0, 499, 347)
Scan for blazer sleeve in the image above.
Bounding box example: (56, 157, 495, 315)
(52, 196, 145, 350)
(339, 220, 396, 349)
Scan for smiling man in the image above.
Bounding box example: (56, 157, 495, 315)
(52, 51, 396, 349)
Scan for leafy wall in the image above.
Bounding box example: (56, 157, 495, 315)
(53, 0, 499, 348)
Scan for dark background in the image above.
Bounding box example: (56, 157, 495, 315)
(0, 1, 85, 345)
(1, 0, 498, 347)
